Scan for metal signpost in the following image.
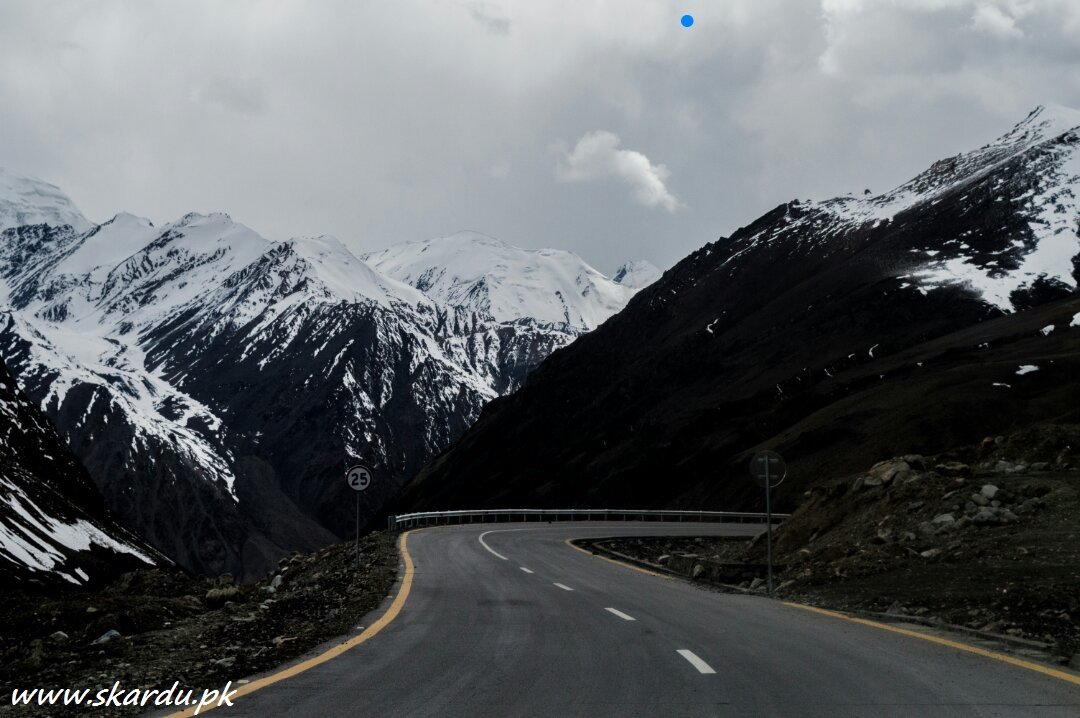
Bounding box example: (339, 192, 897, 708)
(750, 450, 786, 594)
(346, 464, 373, 570)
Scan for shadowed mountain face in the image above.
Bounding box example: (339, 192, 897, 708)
(401, 106, 1080, 514)
(0, 359, 161, 587)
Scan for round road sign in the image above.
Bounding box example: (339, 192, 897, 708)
(346, 465, 373, 492)
(750, 450, 786, 489)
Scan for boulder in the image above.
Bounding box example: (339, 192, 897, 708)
(972, 509, 998, 526)
(935, 462, 971, 477)
(920, 548, 942, 559)
(867, 459, 911, 485)
(91, 629, 121, 646)
(971, 493, 989, 507)
(205, 586, 240, 606)
(270, 574, 284, 590)
(900, 455, 927, 470)
(886, 601, 906, 615)
(931, 513, 956, 526)
(691, 563, 705, 579)
(980, 484, 1000, 499)
(1016, 498, 1044, 514)
(48, 631, 69, 643)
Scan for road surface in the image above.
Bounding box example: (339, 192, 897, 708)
(219, 522, 1080, 717)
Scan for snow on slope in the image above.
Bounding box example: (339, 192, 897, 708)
(0, 168, 91, 235)
(0, 361, 156, 584)
(801, 104, 1080, 311)
(364, 231, 648, 331)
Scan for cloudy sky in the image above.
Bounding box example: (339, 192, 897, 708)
(2, 1, 1079, 272)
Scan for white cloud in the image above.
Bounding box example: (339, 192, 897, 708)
(554, 131, 681, 212)
(970, 3, 1024, 38)
(2, 0, 1080, 271)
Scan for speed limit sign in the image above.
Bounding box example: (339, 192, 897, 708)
(346, 465, 372, 492)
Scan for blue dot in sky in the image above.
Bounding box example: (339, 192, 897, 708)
(681, 14, 694, 27)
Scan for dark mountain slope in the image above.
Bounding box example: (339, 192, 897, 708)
(401, 106, 1080, 513)
(0, 359, 163, 587)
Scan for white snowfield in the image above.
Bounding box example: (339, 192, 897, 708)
(364, 231, 659, 331)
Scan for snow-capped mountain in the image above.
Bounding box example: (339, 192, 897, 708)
(402, 105, 1080, 514)
(364, 231, 655, 331)
(0, 358, 159, 586)
(0, 168, 91, 236)
(0, 176, 653, 578)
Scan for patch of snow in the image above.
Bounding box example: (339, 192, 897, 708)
(1015, 364, 1039, 375)
(0, 479, 154, 578)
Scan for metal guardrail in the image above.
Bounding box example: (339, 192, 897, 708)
(388, 508, 791, 531)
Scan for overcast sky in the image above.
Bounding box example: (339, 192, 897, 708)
(2, 1, 1079, 273)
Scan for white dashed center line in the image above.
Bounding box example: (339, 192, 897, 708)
(520, 567, 534, 574)
(677, 649, 716, 674)
(553, 583, 575, 591)
(604, 608, 636, 621)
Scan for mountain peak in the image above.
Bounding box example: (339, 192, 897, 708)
(1011, 103, 1080, 140)
(612, 260, 661, 290)
(0, 167, 91, 235)
(365, 232, 643, 330)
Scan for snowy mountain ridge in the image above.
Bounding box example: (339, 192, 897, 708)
(729, 104, 1080, 313)
(0, 173, 654, 578)
(363, 231, 656, 331)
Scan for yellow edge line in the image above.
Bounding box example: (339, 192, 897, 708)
(783, 602, 1080, 688)
(564, 538, 671, 580)
(168, 531, 416, 717)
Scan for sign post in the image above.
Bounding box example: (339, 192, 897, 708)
(346, 464, 373, 570)
(750, 450, 786, 594)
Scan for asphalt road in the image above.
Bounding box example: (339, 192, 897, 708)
(221, 522, 1080, 717)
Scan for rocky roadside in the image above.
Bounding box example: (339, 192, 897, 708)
(578, 425, 1080, 668)
(0, 532, 399, 717)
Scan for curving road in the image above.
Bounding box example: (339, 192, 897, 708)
(219, 522, 1080, 717)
